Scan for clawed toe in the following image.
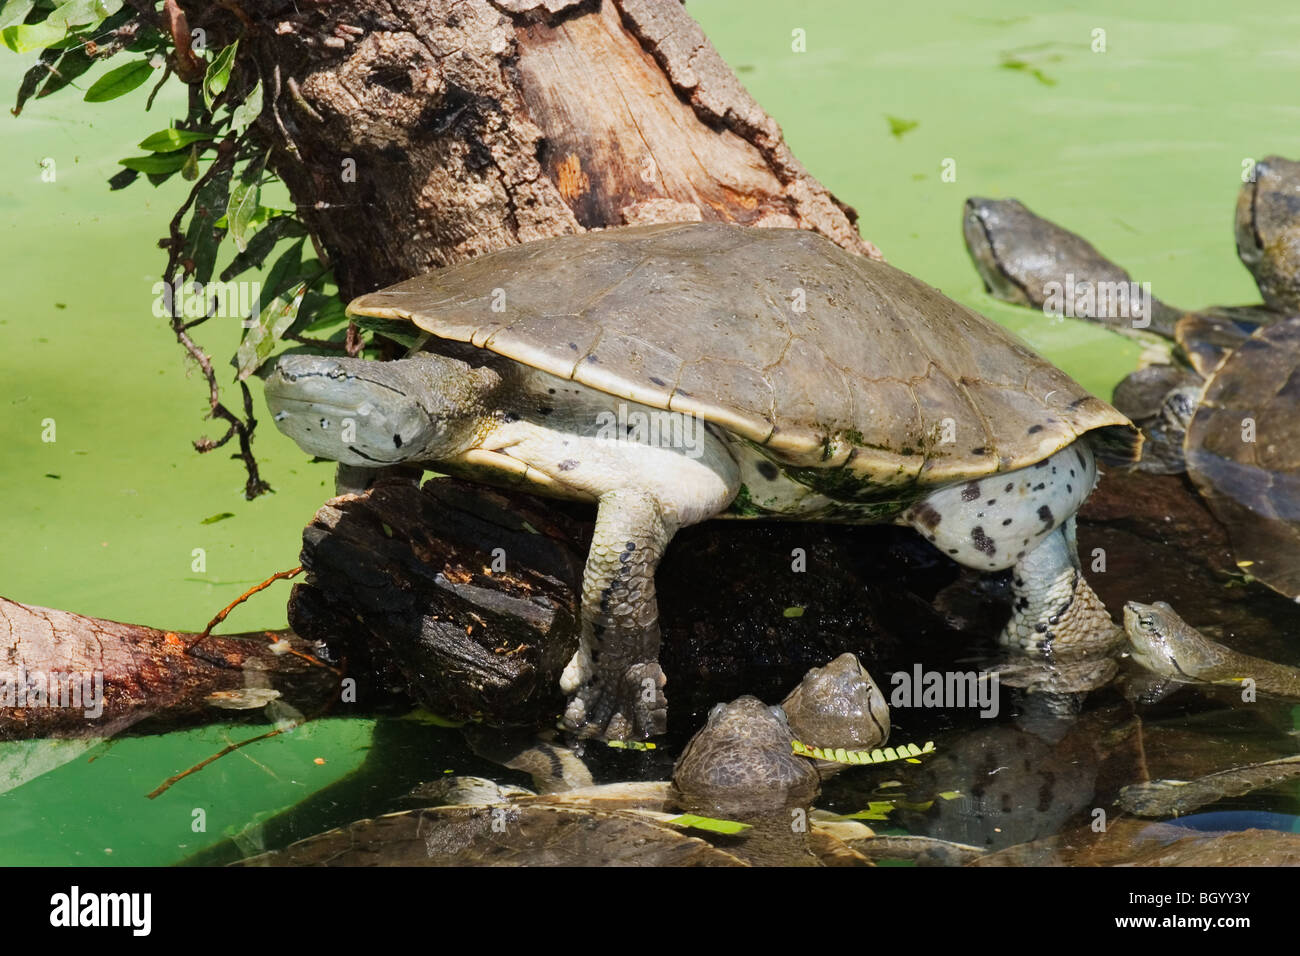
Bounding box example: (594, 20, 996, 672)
(562, 662, 667, 740)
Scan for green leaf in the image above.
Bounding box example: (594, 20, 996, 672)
(117, 153, 188, 174)
(235, 277, 311, 380)
(200, 512, 235, 525)
(667, 814, 751, 835)
(838, 803, 899, 822)
(4, 19, 68, 52)
(203, 39, 238, 110)
(181, 146, 199, 182)
(348, 314, 425, 351)
(229, 78, 262, 135)
(1, 0, 121, 51)
(138, 128, 212, 152)
(0, 1, 37, 32)
(885, 115, 918, 140)
(299, 292, 348, 334)
(219, 216, 306, 281)
(227, 178, 260, 254)
(783, 606, 804, 618)
(261, 240, 305, 300)
(12, 46, 57, 114)
(182, 163, 233, 286)
(34, 46, 92, 99)
(83, 59, 152, 102)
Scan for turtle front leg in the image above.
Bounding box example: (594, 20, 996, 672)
(561, 489, 677, 740)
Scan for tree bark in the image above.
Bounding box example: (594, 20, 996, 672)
(0, 597, 338, 740)
(229, 0, 878, 298)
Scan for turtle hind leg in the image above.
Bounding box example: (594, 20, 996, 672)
(1002, 517, 1118, 656)
(999, 518, 1124, 696)
(561, 489, 675, 741)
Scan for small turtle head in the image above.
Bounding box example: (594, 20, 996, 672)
(963, 197, 1040, 306)
(672, 696, 818, 819)
(1236, 156, 1300, 312)
(264, 353, 491, 467)
(1158, 385, 1200, 434)
(1122, 600, 1179, 672)
(963, 196, 1151, 328)
(781, 652, 890, 753)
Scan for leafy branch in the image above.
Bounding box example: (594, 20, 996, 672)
(4, 0, 361, 498)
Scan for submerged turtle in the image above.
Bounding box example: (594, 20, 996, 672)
(1122, 600, 1300, 699)
(964, 160, 1300, 600)
(238, 654, 949, 867)
(265, 222, 1137, 740)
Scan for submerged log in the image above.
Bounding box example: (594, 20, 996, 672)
(288, 475, 1011, 733)
(0, 597, 338, 741)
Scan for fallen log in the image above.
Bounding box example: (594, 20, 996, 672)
(0, 598, 339, 741)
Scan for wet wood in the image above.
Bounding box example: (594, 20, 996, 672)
(288, 475, 1010, 733)
(0, 597, 338, 740)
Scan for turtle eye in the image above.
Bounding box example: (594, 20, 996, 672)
(707, 703, 726, 722)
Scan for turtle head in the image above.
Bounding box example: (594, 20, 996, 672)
(963, 197, 1042, 306)
(1236, 155, 1300, 312)
(963, 196, 1154, 328)
(671, 696, 819, 819)
(780, 652, 889, 753)
(264, 352, 496, 467)
(1122, 600, 1180, 672)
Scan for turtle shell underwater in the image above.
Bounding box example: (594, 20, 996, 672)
(264, 222, 1137, 740)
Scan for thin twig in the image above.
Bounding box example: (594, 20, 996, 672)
(147, 659, 348, 799)
(145, 62, 173, 111)
(187, 566, 304, 653)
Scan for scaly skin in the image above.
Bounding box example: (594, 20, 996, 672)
(781, 652, 890, 778)
(559, 489, 673, 739)
(1123, 600, 1300, 698)
(671, 696, 821, 867)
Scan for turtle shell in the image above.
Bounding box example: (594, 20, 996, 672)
(1172, 307, 1269, 379)
(348, 223, 1136, 488)
(1185, 314, 1300, 599)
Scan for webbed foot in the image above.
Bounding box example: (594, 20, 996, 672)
(561, 661, 667, 741)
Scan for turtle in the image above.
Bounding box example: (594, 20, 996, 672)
(264, 221, 1138, 740)
(1122, 600, 1300, 699)
(1118, 754, 1300, 818)
(236, 653, 957, 867)
(963, 162, 1300, 601)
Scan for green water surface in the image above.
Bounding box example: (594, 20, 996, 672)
(2, 0, 1298, 864)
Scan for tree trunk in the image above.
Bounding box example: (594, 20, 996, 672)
(233, 0, 878, 298)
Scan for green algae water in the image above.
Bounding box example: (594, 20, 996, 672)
(2, 1, 1299, 864)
